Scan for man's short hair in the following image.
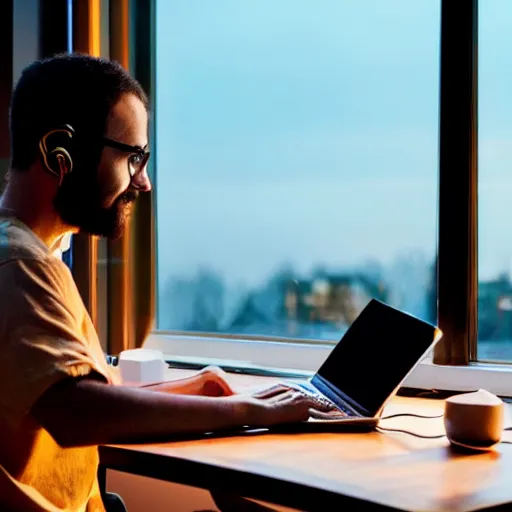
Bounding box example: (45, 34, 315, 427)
(9, 53, 148, 171)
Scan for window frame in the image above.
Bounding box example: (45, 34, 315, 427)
(434, 0, 478, 366)
(146, 332, 512, 396)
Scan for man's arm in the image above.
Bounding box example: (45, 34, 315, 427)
(141, 374, 209, 394)
(140, 366, 235, 396)
(32, 376, 325, 447)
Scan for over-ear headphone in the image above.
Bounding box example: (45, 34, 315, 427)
(38, 124, 75, 185)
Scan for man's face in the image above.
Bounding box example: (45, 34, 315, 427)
(54, 93, 151, 239)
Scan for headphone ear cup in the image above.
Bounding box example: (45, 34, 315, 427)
(48, 147, 73, 181)
(39, 126, 75, 184)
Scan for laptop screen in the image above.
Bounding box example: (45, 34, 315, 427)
(316, 299, 441, 416)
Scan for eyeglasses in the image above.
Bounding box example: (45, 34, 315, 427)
(102, 137, 150, 184)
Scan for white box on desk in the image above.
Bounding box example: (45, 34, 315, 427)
(118, 349, 167, 384)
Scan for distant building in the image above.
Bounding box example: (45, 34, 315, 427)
(478, 274, 512, 341)
(285, 273, 388, 328)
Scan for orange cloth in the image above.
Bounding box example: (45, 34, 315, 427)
(0, 211, 119, 511)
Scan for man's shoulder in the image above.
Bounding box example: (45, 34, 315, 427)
(0, 217, 80, 310)
(0, 251, 83, 329)
(0, 216, 49, 266)
(0, 244, 73, 297)
(0, 252, 73, 289)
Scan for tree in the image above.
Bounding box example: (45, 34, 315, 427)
(158, 268, 226, 333)
(229, 292, 269, 330)
(186, 268, 225, 332)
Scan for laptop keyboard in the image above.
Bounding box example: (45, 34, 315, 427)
(298, 384, 353, 418)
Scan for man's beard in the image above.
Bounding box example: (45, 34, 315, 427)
(53, 174, 139, 240)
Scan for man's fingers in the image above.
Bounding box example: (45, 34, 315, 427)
(308, 398, 338, 412)
(251, 384, 291, 399)
(291, 393, 339, 413)
(308, 408, 347, 420)
(265, 390, 301, 404)
(254, 386, 340, 414)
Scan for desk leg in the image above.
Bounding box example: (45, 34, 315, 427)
(97, 466, 128, 512)
(210, 491, 280, 512)
(98, 464, 107, 496)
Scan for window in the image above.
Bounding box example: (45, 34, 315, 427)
(25, 0, 512, 392)
(478, 0, 512, 362)
(155, 1, 440, 342)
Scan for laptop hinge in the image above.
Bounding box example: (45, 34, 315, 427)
(312, 374, 371, 417)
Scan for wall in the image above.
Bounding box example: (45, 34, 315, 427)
(108, 471, 220, 511)
(1, 0, 40, 183)
(12, 0, 39, 86)
(0, 159, 8, 187)
(107, 470, 297, 511)
(0, 1, 13, 164)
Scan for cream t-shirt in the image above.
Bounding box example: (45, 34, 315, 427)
(0, 211, 119, 512)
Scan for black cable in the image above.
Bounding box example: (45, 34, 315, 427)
(376, 426, 446, 439)
(380, 413, 443, 420)
(377, 412, 445, 439)
(378, 414, 512, 443)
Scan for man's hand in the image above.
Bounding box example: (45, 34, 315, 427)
(32, 376, 338, 447)
(197, 366, 235, 396)
(142, 365, 235, 397)
(248, 382, 344, 420)
(238, 386, 339, 426)
(250, 382, 301, 399)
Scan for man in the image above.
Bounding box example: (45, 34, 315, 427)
(0, 54, 330, 511)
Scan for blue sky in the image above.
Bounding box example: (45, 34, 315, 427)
(155, 1, 512, 288)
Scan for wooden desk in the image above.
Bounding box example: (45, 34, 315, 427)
(100, 372, 512, 511)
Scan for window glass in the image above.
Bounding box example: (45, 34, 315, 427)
(478, 0, 512, 361)
(155, 1, 440, 341)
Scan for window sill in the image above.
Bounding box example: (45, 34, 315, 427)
(145, 333, 512, 397)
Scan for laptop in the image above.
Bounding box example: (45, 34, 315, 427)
(267, 299, 443, 427)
